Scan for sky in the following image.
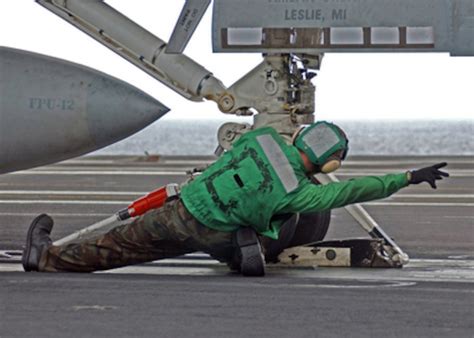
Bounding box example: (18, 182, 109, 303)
(1, 0, 473, 121)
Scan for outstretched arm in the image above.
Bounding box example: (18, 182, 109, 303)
(281, 163, 449, 214)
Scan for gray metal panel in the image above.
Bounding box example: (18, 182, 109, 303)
(214, 0, 446, 27)
(212, 0, 473, 56)
(166, 0, 212, 54)
(451, 0, 474, 56)
(0, 47, 169, 174)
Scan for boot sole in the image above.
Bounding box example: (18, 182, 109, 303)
(236, 228, 265, 277)
(22, 214, 52, 272)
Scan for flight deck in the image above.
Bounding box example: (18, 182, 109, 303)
(0, 155, 473, 337)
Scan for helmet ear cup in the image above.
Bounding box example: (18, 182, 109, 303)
(320, 159, 341, 173)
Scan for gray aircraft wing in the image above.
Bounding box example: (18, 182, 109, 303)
(166, 0, 212, 54)
(212, 0, 474, 56)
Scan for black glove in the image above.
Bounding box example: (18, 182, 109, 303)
(408, 162, 449, 189)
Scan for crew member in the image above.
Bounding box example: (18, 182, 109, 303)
(22, 121, 449, 275)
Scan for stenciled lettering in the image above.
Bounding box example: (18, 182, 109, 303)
(29, 97, 75, 111)
(332, 9, 347, 20)
(179, 9, 190, 26)
(284, 8, 323, 21)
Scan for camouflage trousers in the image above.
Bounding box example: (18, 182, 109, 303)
(39, 199, 234, 272)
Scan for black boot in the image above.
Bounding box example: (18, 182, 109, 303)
(234, 227, 265, 277)
(22, 214, 53, 272)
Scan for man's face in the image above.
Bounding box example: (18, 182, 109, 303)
(299, 151, 319, 175)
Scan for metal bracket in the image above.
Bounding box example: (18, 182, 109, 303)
(216, 122, 252, 152)
(276, 238, 404, 268)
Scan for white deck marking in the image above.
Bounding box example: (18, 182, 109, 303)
(365, 202, 474, 207)
(0, 191, 472, 199)
(161, 159, 214, 165)
(56, 159, 118, 165)
(0, 190, 146, 196)
(7, 169, 473, 177)
(392, 194, 474, 198)
(56, 159, 215, 166)
(28, 166, 194, 171)
(0, 212, 111, 217)
(72, 305, 118, 311)
(0, 200, 127, 205)
(11, 171, 186, 176)
(86, 258, 474, 283)
(292, 281, 417, 289)
(58, 158, 473, 166)
(0, 200, 472, 207)
(335, 170, 474, 177)
(1, 259, 473, 285)
(342, 159, 474, 165)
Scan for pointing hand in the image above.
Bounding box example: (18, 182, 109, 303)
(407, 162, 450, 189)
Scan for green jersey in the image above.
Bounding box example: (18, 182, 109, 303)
(181, 127, 408, 239)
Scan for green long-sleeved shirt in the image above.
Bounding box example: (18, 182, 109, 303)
(181, 127, 409, 239)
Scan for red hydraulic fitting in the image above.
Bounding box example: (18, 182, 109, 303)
(117, 184, 180, 220)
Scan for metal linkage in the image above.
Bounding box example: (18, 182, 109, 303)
(216, 53, 322, 147)
(36, 0, 227, 103)
(36, 1, 326, 140)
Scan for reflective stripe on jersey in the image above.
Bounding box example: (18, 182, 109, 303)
(256, 134, 298, 193)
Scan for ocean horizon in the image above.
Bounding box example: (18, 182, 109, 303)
(92, 119, 474, 157)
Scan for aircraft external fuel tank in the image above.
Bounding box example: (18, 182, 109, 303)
(0, 47, 169, 174)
